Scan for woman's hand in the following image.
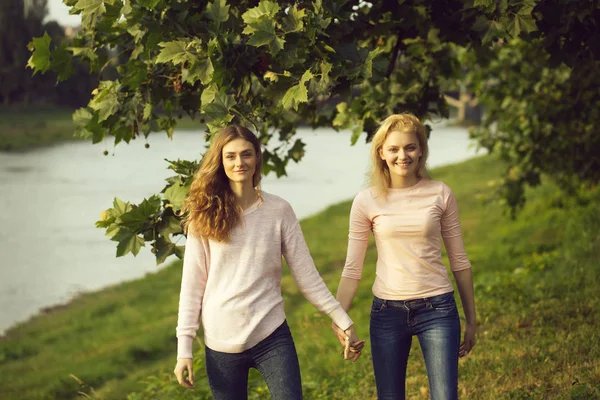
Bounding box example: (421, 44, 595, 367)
(174, 358, 194, 389)
(332, 322, 365, 362)
(459, 322, 477, 358)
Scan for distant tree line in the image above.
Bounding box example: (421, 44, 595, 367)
(0, 0, 96, 108)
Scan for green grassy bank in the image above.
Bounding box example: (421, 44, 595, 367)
(0, 107, 81, 151)
(0, 107, 203, 152)
(1, 155, 598, 400)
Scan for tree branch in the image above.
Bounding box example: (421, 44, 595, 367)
(386, 31, 403, 78)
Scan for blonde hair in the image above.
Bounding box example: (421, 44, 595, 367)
(182, 125, 262, 242)
(369, 114, 430, 196)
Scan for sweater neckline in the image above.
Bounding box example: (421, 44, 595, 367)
(388, 178, 426, 192)
(242, 197, 263, 216)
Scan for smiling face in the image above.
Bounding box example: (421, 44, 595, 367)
(379, 130, 422, 184)
(221, 138, 257, 185)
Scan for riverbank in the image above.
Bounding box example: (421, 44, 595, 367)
(0, 107, 204, 152)
(1, 155, 598, 399)
(0, 107, 80, 151)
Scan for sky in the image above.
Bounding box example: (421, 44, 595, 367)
(47, 0, 81, 26)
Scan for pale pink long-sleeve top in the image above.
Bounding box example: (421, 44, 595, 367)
(341, 179, 471, 300)
(176, 191, 353, 359)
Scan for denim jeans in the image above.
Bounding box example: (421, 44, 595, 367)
(370, 291, 461, 400)
(204, 320, 303, 400)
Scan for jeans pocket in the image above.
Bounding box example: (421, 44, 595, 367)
(430, 292, 457, 313)
(371, 297, 386, 313)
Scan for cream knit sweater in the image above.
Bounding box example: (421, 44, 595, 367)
(176, 192, 353, 358)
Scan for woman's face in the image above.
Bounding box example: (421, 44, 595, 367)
(222, 138, 257, 184)
(379, 130, 422, 180)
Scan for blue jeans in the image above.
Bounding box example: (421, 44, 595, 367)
(205, 320, 303, 400)
(370, 291, 461, 400)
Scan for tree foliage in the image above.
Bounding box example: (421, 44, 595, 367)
(27, 0, 600, 263)
(465, 0, 600, 214)
(466, 39, 600, 214)
(0, 0, 97, 107)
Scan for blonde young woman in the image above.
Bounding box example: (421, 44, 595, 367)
(173, 125, 364, 400)
(334, 114, 477, 399)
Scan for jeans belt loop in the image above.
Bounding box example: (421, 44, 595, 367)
(425, 297, 433, 309)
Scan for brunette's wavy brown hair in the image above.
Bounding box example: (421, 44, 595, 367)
(182, 125, 262, 242)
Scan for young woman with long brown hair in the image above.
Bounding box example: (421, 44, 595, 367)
(173, 125, 364, 400)
(334, 114, 477, 399)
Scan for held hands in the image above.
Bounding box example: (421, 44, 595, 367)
(459, 322, 477, 358)
(332, 322, 365, 362)
(174, 358, 194, 389)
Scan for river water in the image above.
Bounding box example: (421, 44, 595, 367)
(0, 123, 481, 334)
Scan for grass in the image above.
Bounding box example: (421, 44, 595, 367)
(1, 155, 599, 399)
(0, 107, 204, 152)
(0, 107, 81, 151)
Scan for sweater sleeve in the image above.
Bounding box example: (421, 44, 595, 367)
(176, 232, 210, 359)
(441, 184, 472, 272)
(341, 191, 372, 280)
(281, 204, 354, 331)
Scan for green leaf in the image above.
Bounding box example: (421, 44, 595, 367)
(244, 18, 285, 55)
(201, 84, 218, 105)
(51, 44, 75, 82)
(474, 0, 493, 7)
(241, 0, 285, 54)
(201, 84, 237, 120)
(164, 182, 189, 211)
(287, 139, 305, 162)
(89, 81, 121, 122)
(264, 71, 279, 82)
(362, 47, 384, 79)
(282, 70, 313, 110)
(74, 0, 106, 28)
(281, 4, 305, 33)
(68, 47, 99, 62)
(182, 57, 214, 85)
(138, 196, 162, 217)
(155, 236, 177, 265)
(317, 61, 333, 91)
(120, 196, 161, 231)
(351, 120, 365, 145)
(122, 0, 132, 15)
(73, 107, 93, 126)
(156, 41, 198, 66)
(205, 0, 230, 32)
(73, 107, 104, 142)
(113, 229, 145, 257)
(127, 24, 145, 42)
(517, 14, 537, 34)
(103, 222, 119, 238)
(143, 103, 153, 121)
(332, 101, 350, 128)
(27, 33, 52, 74)
(241, 0, 280, 25)
(508, 15, 521, 37)
(112, 198, 132, 217)
(158, 216, 183, 237)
